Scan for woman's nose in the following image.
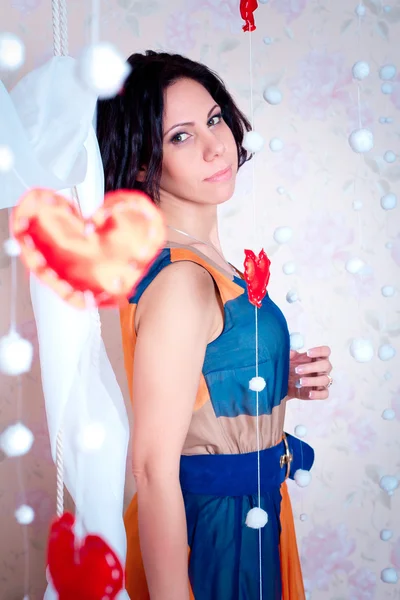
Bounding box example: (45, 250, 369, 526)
(203, 132, 225, 162)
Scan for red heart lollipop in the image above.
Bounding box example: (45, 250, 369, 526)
(243, 249, 271, 308)
(10, 188, 165, 309)
(47, 512, 124, 600)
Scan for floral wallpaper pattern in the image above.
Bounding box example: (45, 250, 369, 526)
(0, 0, 399, 598)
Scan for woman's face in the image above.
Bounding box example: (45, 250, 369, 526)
(159, 78, 238, 206)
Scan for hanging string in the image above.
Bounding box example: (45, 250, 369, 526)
(248, 27, 263, 600)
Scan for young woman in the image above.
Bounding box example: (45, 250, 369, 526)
(97, 50, 333, 600)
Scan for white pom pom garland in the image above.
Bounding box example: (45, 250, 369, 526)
(0, 332, 33, 376)
(242, 131, 265, 153)
(0, 422, 34, 457)
(245, 507, 268, 529)
(294, 469, 312, 487)
(249, 377, 266, 392)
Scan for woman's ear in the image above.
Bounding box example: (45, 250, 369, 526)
(136, 166, 147, 183)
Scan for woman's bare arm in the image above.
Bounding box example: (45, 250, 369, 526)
(131, 260, 217, 600)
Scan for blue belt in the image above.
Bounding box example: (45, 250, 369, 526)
(179, 433, 314, 496)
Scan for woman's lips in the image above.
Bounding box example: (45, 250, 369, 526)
(204, 165, 232, 183)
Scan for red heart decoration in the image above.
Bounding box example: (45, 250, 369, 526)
(240, 0, 258, 31)
(243, 249, 271, 308)
(47, 512, 124, 600)
(10, 188, 165, 309)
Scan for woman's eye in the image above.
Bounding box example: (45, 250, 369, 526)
(171, 132, 190, 144)
(208, 113, 222, 127)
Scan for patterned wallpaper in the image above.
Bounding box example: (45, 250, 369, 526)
(0, 0, 399, 598)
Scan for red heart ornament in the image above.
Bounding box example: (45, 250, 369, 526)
(10, 188, 165, 309)
(47, 512, 124, 600)
(240, 0, 258, 31)
(243, 249, 271, 308)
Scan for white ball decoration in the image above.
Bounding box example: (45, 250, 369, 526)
(0, 332, 33, 376)
(352, 61, 370, 80)
(269, 138, 284, 152)
(3, 238, 21, 257)
(380, 475, 399, 494)
(15, 505, 35, 525)
(295, 425, 307, 438)
(277, 186, 286, 195)
(263, 86, 282, 105)
(0, 145, 14, 172)
(350, 338, 374, 362)
(300, 513, 308, 522)
(273, 226, 293, 244)
(380, 193, 397, 210)
(249, 377, 266, 392)
(379, 64, 397, 81)
(381, 285, 395, 297)
(353, 199, 363, 211)
(349, 129, 374, 153)
(286, 290, 299, 303)
(263, 37, 273, 45)
(242, 131, 265, 153)
(0, 422, 34, 457)
(355, 4, 366, 17)
(381, 83, 393, 95)
(0, 33, 25, 71)
(290, 332, 304, 351)
(384, 151, 396, 163)
(76, 42, 131, 99)
(380, 529, 393, 541)
(383, 5, 391, 12)
(282, 261, 296, 275)
(382, 408, 395, 421)
(378, 344, 396, 361)
(385, 242, 393, 249)
(381, 568, 398, 584)
(76, 422, 106, 452)
(383, 371, 392, 380)
(294, 469, 312, 488)
(245, 507, 268, 529)
(345, 257, 365, 274)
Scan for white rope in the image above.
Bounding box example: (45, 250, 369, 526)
(52, 0, 69, 57)
(56, 430, 64, 517)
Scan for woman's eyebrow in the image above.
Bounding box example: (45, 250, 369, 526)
(163, 104, 220, 137)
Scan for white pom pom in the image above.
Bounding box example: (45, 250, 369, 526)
(0, 145, 14, 172)
(300, 513, 308, 521)
(381, 83, 393, 95)
(294, 425, 307, 438)
(245, 507, 268, 529)
(352, 199, 363, 211)
(0, 32, 25, 71)
(282, 261, 296, 275)
(277, 186, 286, 195)
(352, 61, 370, 80)
(349, 338, 374, 362)
(242, 131, 265, 153)
(294, 469, 312, 487)
(269, 138, 284, 152)
(381, 285, 395, 297)
(290, 333, 304, 351)
(379, 64, 397, 81)
(384, 371, 392, 380)
(263, 86, 282, 105)
(380, 529, 393, 541)
(380, 475, 398, 494)
(76, 42, 131, 99)
(378, 344, 396, 361)
(349, 129, 374, 153)
(76, 422, 106, 452)
(0, 332, 33, 376)
(15, 504, 35, 525)
(380, 193, 397, 210)
(3, 238, 21, 257)
(263, 36, 273, 45)
(345, 257, 365, 274)
(381, 568, 398, 584)
(0, 422, 34, 457)
(382, 408, 395, 421)
(384, 151, 396, 163)
(355, 5, 366, 17)
(286, 290, 299, 303)
(249, 376, 266, 392)
(273, 226, 292, 244)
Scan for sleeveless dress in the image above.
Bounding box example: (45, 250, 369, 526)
(120, 244, 314, 600)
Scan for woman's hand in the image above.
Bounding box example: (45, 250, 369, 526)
(287, 345, 332, 400)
